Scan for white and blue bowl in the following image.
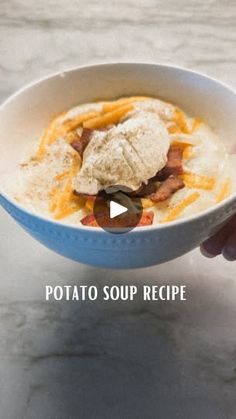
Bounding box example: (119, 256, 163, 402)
(0, 63, 236, 268)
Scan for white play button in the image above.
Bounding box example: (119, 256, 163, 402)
(91, 186, 144, 233)
(110, 200, 128, 219)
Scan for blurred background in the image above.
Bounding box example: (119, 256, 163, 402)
(0, 1, 236, 418)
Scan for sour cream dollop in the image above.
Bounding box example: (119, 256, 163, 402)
(73, 111, 170, 195)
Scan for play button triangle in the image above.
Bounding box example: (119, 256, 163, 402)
(110, 200, 128, 219)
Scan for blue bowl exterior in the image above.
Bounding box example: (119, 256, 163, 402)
(1, 194, 235, 268)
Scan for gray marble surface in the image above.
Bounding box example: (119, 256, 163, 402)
(0, 1, 236, 418)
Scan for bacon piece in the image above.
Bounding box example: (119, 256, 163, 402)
(80, 213, 99, 227)
(130, 145, 183, 196)
(157, 145, 183, 180)
(80, 210, 154, 227)
(73, 191, 106, 206)
(130, 180, 157, 197)
(150, 175, 184, 202)
(137, 211, 154, 226)
(71, 128, 93, 157)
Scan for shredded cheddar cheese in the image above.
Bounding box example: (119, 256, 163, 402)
(49, 156, 83, 219)
(167, 123, 182, 134)
(190, 117, 202, 133)
(216, 179, 232, 203)
(102, 96, 149, 113)
(85, 198, 95, 211)
(62, 110, 100, 131)
(182, 145, 193, 160)
(36, 111, 100, 159)
(141, 198, 154, 208)
(36, 112, 65, 159)
(54, 205, 81, 220)
(83, 103, 134, 129)
(173, 109, 190, 134)
(171, 140, 193, 149)
(49, 187, 60, 212)
(54, 171, 70, 181)
(64, 131, 80, 144)
(162, 192, 200, 222)
(181, 172, 215, 190)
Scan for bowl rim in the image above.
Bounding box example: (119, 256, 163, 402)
(0, 61, 235, 235)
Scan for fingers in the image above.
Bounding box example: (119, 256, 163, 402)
(222, 230, 236, 261)
(200, 214, 236, 259)
(199, 244, 216, 258)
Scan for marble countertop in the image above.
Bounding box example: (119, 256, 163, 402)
(0, 1, 236, 418)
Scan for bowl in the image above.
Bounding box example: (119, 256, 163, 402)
(0, 63, 236, 269)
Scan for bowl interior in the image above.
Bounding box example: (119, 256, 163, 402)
(0, 63, 235, 189)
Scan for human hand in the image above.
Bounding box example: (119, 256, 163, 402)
(200, 214, 236, 261)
